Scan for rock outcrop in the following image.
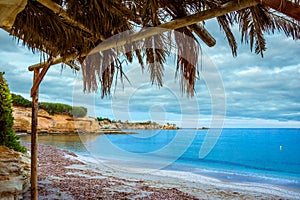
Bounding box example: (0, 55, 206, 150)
(12, 106, 180, 134)
(0, 146, 31, 200)
(13, 106, 101, 134)
(98, 120, 180, 130)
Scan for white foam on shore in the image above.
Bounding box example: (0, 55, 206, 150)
(65, 153, 300, 199)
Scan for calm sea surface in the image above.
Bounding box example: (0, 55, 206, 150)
(21, 128, 300, 189)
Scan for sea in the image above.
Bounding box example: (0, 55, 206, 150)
(21, 128, 300, 190)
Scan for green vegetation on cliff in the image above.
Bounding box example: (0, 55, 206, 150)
(0, 72, 26, 153)
(12, 93, 87, 118)
(97, 117, 113, 123)
(11, 93, 31, 107)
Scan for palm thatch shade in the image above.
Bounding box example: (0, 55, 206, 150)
(1, 0, 300, 96)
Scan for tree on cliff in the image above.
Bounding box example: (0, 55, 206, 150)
(0, 72, 26, 153)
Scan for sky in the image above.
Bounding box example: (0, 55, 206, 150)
(0, 19, 300, 128)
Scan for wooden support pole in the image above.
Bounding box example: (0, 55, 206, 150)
(31, 68, 40, 200)
(29, 59, 54, 199)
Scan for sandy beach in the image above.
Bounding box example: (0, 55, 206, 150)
(22, 143, 300, 199)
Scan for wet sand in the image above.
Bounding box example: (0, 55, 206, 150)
(22, 143, 300, 199)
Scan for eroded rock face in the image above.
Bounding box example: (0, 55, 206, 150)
(12, 106, 101, 134)
(0, 146, 31, 200)
(12, 106, 180, 134)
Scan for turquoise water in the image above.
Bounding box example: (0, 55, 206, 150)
(21, 128, 300, 189)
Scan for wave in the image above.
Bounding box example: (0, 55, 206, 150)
(165, 162, 300, 189)
(74, 146, 300, 190)
(175, 156, 300, 176)
(73, 150, 300, 190)
(69, 152, 300, 199)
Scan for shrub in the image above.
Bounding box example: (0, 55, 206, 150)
(12, 93, 87, 117)
(0, 72, 27, 153)
(11, 93, 31, 107)
(97, 117, 112, 122)
(38, 102, 87, 117)
(39, 102, 72, 115)
(72, 106, 87, 118)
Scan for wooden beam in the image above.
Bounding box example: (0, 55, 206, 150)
(260, 0, 300, 21)
(36, 0, 106, 41)
(28, 60, 80, 71)
(28, 0, 260, 70)
(163, 3, 216, 47)
(157, 0, 258, 29)
(31, 68, 39, 200)
(30, 60, 52, 97)
(90, 0, 259, 54)
(188, 24, 216, 47)
(65, 60, 81, 71)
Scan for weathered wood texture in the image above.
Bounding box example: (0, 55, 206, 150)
(261, 0, 300, 21)
(30, 61, 51, 96)
(188, 24, 216, 47)
(30, 68, 39, 200)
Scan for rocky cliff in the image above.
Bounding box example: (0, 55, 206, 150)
(13, 106, 101, 134)
(12, 106, 180, 134)
(98, 120, 180, 130)
(0, 146, 31, 199)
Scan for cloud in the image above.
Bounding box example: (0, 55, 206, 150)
(0, 30, 23, 52)
(195, 19, 300, 125)
(222, 60, 300, 121)
(0, 29, 79, 104)
(0, 20, 299, 128)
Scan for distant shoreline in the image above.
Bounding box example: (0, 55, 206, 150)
(195, 127, 210, 130)
(13, 105, 180, 134)
(17, 130, 137, 136)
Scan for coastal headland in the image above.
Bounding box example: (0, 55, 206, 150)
(12, 106, 180, 134)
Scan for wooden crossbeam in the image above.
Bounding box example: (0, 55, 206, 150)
(30, 59, 52, 97)
(36, 0, 106, 41)
(188, 24, 216, 47)
(163, 3, 216, 47)
(78, 0, 260, 55)
(261, 0, 300, 21)
(28, 0, 260, 71)
(28, 60, 80, 71)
